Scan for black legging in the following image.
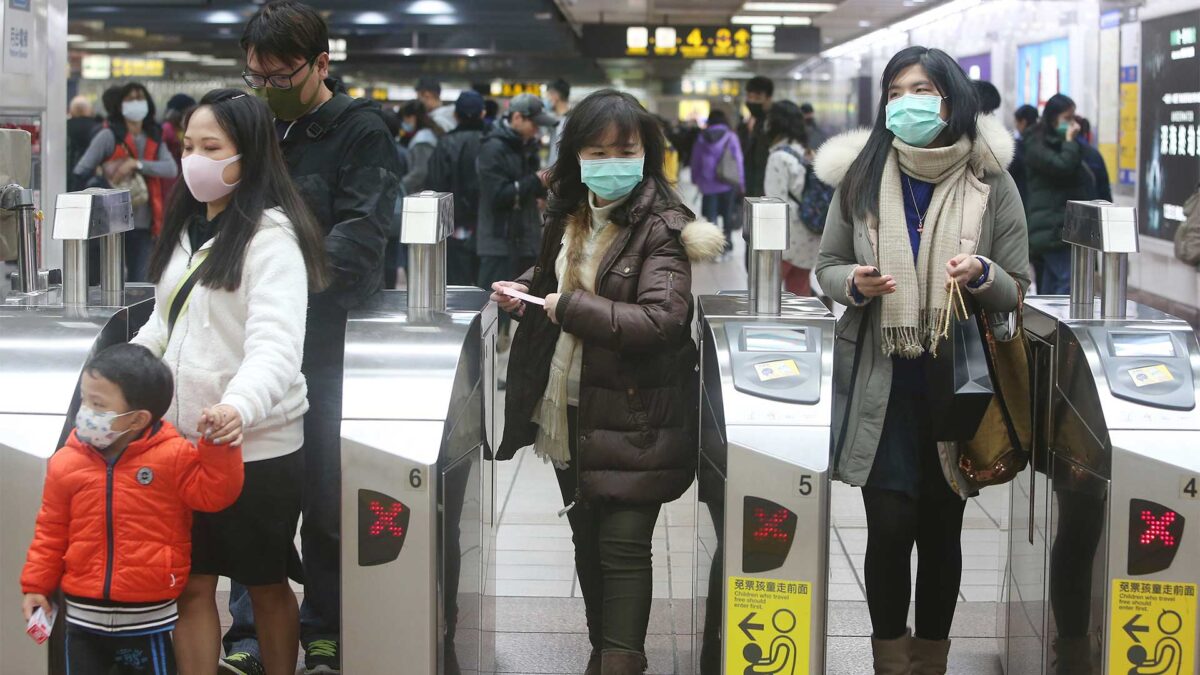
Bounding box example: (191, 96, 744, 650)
(862, 486, 967, 641)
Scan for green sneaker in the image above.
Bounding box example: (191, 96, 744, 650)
(304, 639, 341, 674)
(218, 652, 266, 675)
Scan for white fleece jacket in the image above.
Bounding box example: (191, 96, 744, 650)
(132, 208, 309, 462)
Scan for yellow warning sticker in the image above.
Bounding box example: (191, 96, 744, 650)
(754, 359, 800, 382)
(1130, 364, 1175, 387)
(726, 576, 811, 675)
(1108, 579, 1196, 675)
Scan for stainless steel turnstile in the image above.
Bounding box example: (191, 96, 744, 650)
(1, 181, 145, 673)
(1001, 201, 1200, 675)
(341, 191, 497, 675)
(694, 197, 835, 675)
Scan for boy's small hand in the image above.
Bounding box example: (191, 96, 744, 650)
(22, 593, 49, 621)
(198, 405, 243, 446)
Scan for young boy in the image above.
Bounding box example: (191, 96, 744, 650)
(21, 343, 244, 674)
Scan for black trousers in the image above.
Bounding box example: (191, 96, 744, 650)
(66, 625, 176, 675)
(861, 487, 967, 641)
(553, 408, 661, 654)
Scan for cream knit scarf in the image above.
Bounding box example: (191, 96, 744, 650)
(531, 194, 626, 468)
(878, 134, 973, 358)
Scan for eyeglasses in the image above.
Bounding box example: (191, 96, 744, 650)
(242, 57, 315, 91)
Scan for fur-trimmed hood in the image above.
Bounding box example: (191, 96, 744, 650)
(814, 114, 1016, 188)
(680, 219, 727, 262)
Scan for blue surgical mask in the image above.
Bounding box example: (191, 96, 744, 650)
(401, 120, 415, 134)
(885, 94, 947, 148)
(122, 99, 149, 123)
(579, 156, 645, 201)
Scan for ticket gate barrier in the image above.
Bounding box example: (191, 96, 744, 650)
(694, 197, 835, 675)
(1000, 200, 1200, 675)
(341, 191, 497, 675)
(1, 181, 145, 673)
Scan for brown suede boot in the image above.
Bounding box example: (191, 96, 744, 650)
(584, 650, 602, 675)
(600, 649, 647, 674)
(871, 629, 912, 675)
(910, 636, 951, 675)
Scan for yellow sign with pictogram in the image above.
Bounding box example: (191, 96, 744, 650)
(726, 576, 811, 675)
(1108, 579, 1196, 675)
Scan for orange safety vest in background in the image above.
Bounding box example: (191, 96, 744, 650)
(108, 131, 166, 237)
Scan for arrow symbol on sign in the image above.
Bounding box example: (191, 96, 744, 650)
(739, 612, 764, 641)
(1124, 614, 1150, 643)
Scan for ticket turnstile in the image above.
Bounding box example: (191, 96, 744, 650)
(694, 197, 835, 675)
(1000, 201, 1200, 675)
(1, 179, 145, 673)
(341, 191, 497, 675)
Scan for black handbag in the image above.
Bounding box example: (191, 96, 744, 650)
(927, 282, 995, 441)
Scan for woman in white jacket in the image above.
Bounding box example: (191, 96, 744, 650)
(132, 89, 328, 675)
(763, 101, 818, 296)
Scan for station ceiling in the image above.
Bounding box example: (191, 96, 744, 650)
(67, 0, 949, 86)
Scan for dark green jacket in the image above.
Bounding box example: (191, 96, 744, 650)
(1022, 128, 1095, 257)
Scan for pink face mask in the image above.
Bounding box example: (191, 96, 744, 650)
(182, 153, 242, 203)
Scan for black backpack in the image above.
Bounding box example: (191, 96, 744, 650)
(429, 130, 483, 229)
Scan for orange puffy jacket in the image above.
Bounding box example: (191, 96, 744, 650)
(21, 421, 243, 602)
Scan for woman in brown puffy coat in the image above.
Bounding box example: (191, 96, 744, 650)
(492, 89, 724, 675)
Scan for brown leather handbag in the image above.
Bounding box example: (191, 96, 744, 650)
(959, 287, 1032, 487)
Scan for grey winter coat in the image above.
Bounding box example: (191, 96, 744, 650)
(814, 115, 1031, 497)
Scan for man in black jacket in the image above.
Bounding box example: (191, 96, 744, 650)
(476, 93, 555, 328)
(220, 3, 401, 675)
(738, 75, 774, 198)
(428, 91, 487, 286)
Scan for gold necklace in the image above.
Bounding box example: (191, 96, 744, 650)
(904, 175, 926, 234)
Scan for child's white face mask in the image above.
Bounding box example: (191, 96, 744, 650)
(74, 406, 134, 450)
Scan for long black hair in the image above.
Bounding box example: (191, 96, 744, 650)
(148, 88, 329, 293)
(400, 100, 445, 139)
(766, 100, 808, 146)
(839, 46, 980, 222)
(110, 82, 161, 142)
(1034, 93, 1076, 138)
(545, 89, 671, 218)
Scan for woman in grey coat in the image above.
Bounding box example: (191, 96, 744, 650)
(815, 47, 1030, 675)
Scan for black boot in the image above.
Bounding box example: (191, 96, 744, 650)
(600, 649, 647, 675)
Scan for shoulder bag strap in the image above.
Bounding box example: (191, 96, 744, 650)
(165, 251, 211, 341)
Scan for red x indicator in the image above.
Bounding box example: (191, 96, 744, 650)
(359, 489, 411, 567)
(369, 501, 407, 538)
(743, 496, 798, 573)
(1128, 499, 1185, 576)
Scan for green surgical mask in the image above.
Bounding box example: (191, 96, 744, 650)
(1057, 121, 1070, 136)
(262, 64, 318, 121)
(885, 93, 947, 148)
(579, 156, 645, 201)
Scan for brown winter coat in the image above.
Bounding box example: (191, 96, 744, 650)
(496, 178, 725, 505)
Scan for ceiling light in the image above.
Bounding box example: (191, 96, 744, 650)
(67, 34, 86, 42)
(751, 24, 776, 33)
(402, 48, 414, 56)
(356, 11, 388, 25)
(741, 2, 837, 11)
(466, 48, 477, 57)
(205, 10, 240, 23)
(782, 16, 812, 24)
(408, 0, 453, 13)
(200, 57, 238, 66)
(79, 41, 131, 49)
(148, 50, 201, 60)
(733, 15, 781, 24)
(534, 11, 552, 19)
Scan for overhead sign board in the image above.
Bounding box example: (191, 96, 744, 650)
(581, 24, 820, 59)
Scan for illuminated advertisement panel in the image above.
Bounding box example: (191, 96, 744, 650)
(1138, 10, 1200, 240)
(1016, 38, 1070, 108)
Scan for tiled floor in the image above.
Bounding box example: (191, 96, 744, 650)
(489, 196, 1010, 674)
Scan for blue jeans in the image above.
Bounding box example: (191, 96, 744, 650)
(224, 303, 347, 657)
(124, 229, 153, 283)
(701, 191, 736, 250)
(1034, 248, 1072, 295)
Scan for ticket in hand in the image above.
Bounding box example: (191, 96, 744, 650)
(500, 286, 545, 306)
(26, 604, 55, 645)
